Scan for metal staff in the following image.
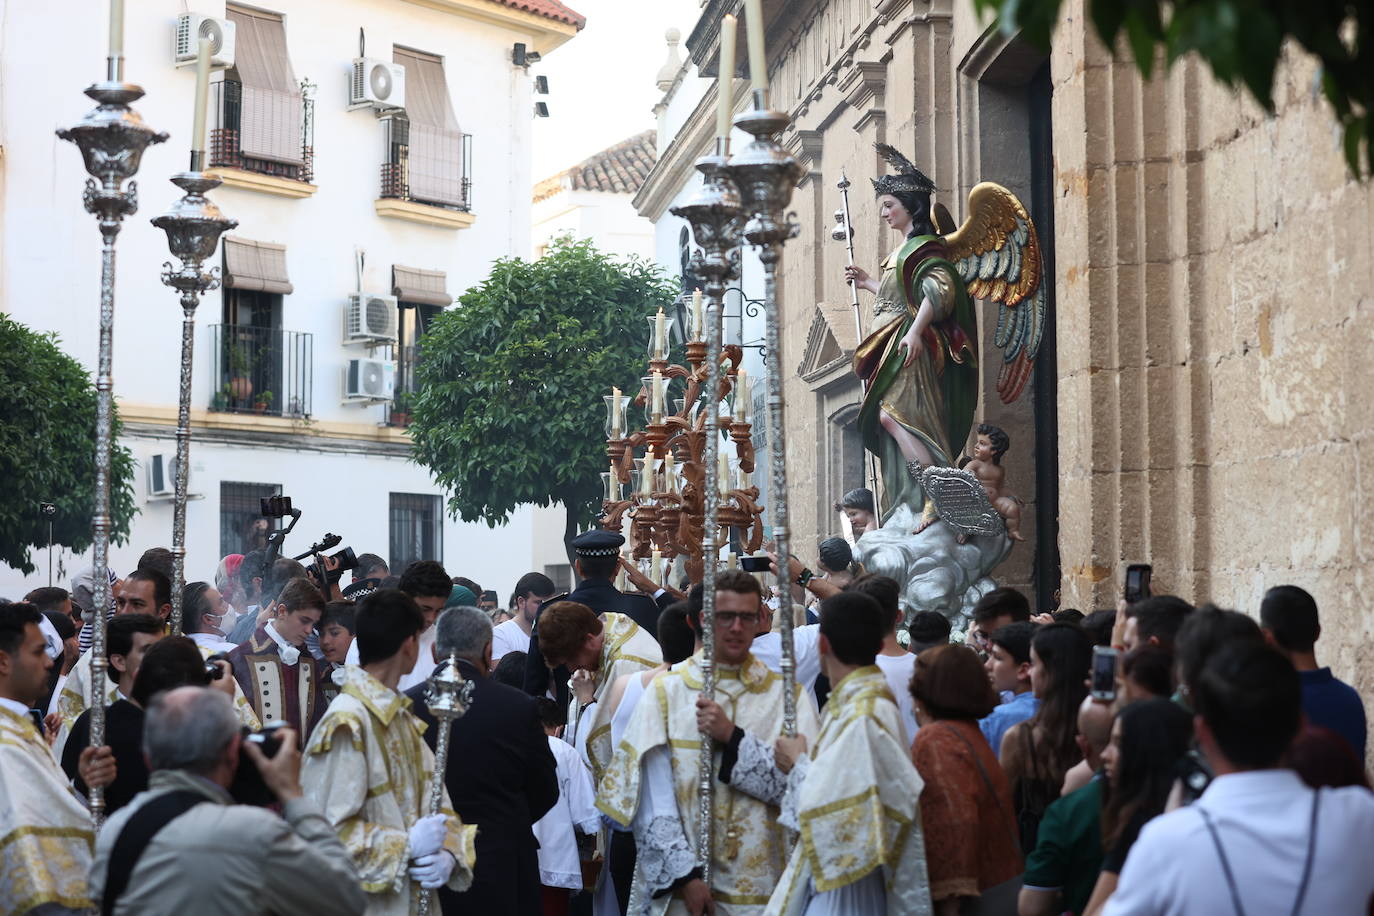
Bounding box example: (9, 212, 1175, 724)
(670, 136, 741, 884)
(153, 152, 238, 635)
(728, 88, 803, 737)
(832, 173, 882, 503)
(417, 652, 473, 915)
(58, 46, 167, 830)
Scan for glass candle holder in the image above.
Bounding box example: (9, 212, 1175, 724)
(601, 471, 622, 503)
(646, 314, 676, 361)
(641, 374, 666, 423)
(604, 393, 630, 439)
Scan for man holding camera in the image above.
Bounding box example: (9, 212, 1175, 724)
(304, 589, 476, 915)
(228, 577, 327, 746)
(90, 686, 366, 914)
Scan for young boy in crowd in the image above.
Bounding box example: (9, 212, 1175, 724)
(531, 697, 599, 916)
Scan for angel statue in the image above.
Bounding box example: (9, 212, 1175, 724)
(844, 143, 1046, 530)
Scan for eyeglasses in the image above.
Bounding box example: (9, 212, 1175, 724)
(715, 612, 760, 629)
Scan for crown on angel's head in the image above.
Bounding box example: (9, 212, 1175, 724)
(871, 142, 936, 196)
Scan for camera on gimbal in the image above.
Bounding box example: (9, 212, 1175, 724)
(293, 533, 358, 588)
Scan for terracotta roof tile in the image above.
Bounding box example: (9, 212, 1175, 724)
(492, 0, 585, 28)
(533, 130, 657, 201)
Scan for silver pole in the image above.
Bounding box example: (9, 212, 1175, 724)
(152, 155, 238, 635)
(57, 57, 168, 830)
(670, 136, 741, 882)
(417, 653, 473, 915)
(727, 88, 804, 736)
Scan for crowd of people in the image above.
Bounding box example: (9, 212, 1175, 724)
(0, 527, 1371, 916)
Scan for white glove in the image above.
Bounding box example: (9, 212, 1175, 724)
(407, 814, 447, 859)
(408, 850, 455, 890)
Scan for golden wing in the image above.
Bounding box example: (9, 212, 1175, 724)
(942, 182, 1046, 404)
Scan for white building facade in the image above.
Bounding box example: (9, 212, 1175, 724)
(0, 0, 583, 600)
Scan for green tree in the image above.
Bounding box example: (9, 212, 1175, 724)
(409, 237, 678, 557)
(975, 0, 1372, 176)
(0, 314, 137, 574)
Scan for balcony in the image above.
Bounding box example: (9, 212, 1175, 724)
(209, 324, 313, 419)
(376, 116, 474, 228)
(210, 79, 316, 195)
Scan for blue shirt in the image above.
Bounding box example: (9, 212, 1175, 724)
(1300, 667, 1366, 760)
(980, 690, 1039, 757)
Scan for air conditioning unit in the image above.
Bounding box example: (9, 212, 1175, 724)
(175, 13, 236, 68)
(344, 293, 399, 344)
(350, 58, 406, 110)
(146, 453, 178, 499)
(344, 358, 396, 402)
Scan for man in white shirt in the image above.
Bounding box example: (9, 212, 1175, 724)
(1104, 642, 1374, 916)
(491, 572, 555, 663)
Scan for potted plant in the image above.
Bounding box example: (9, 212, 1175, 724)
(211, 384, 230, 411)
(253, 390, 274, 415)
(391, 391, 413, 427)
(227, 342, 254, 402)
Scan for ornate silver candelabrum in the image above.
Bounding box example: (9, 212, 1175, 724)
(57, 62, 167, 829)
(418, 653, 474, 915)
(669, 139, 741, 882)
(727, 89, 803, 737)
(152, 159, 238, 635)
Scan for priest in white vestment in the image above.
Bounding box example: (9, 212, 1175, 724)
(0, 604, 95, 914)
(766, 591, 931, 915)
(599, 572, 820, 915)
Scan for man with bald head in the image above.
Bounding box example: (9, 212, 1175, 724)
(1018, 696, 1114, 916)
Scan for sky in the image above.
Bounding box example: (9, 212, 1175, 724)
(530, 0, 703, 180)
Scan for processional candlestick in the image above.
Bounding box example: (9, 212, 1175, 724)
(153, 154, 237, 635)
(418, 653, 474, 915)
(57, 46, 168, 829)
(727, 88, 804, 738)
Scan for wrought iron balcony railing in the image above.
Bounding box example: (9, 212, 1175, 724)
(379, 116, 472, 212)
(209, 324, 312, 419)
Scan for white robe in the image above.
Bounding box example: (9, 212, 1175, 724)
(0, 702, 94, 913)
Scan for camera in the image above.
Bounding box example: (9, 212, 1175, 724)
(1124, 563, 1152, 605)
(309, 545, 359, 589)
(230, 721, 289, 806)
(260, 496, 294, 519)
(739, 555, 771, 573)
(204, 651, 230, 681)
(1090, 645, 1118, 701)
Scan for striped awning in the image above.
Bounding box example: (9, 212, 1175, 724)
(392, 265, 451, 306)
(223, 237, 293, 294)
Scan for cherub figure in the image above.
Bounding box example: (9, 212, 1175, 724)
(834, 487, 879, 538)
(964, 423, 1023, 541)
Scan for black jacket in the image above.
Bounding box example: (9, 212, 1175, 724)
(406, 659, 558, 916)
(522, 577, 664, 702)
(63, 699, 147, 816)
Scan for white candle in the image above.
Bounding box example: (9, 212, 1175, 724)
(611, 386, 622, 434)
(716, 15, 737, 141)
(737, 463, 749, 491)
(651, 370, 664, 417)
(728, 552, 738, 570)
(109, 0, 125, 59)
(664, 450, 676, 491)
(616, 552, 628, 591)
(743, 0, 767, 93)
(692, 288, 704, 341)
(651, 549, 662, 586)
(192, 38, 211, 156)
(654, 307, 666, 358)
(641, 449, 654, 496)
(718, 451, 731, 497)
(733, 369, 749, 421)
